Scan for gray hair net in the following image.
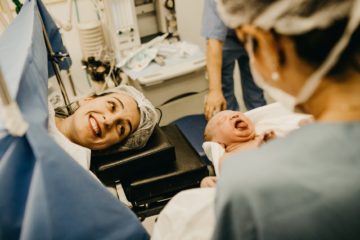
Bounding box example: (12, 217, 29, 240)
(103, 85, 158, 150)
(216, 0, 358, 34)
(216, 0, 360, 103)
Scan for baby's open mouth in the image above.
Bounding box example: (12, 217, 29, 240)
(235, 119, 247, 129)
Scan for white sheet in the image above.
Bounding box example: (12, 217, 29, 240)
(151, 188, 216, 240)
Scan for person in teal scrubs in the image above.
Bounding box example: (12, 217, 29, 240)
(213, 0, 360, 239)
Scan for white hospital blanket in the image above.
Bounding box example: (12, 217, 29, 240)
(203, 103, 312, 176)
(245, 102, 312, 137)
(151, 188, 216, 240)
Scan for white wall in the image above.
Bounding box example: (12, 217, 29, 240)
(175, 0, 205, 51)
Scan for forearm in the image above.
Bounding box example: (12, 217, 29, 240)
(206, 39, 224, 92)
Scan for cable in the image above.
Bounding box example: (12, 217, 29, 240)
(155, 107, 163, 125)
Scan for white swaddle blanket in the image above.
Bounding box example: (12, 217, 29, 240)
(203, 103, 312, 176)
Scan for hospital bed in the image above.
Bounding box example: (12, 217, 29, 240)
(91, 120, 212, 219)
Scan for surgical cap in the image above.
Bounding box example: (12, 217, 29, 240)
(217, 0, 360, 103)
(103, 85, 158, 150)
(216, 0, 358, 35)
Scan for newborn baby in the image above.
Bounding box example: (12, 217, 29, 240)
(201, 110, 275, 187)
(204, 110, 276, 153)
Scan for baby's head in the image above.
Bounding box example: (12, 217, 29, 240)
(204, 110, 256, 147)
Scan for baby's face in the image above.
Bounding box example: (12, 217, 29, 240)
(205, 110, 255, 147)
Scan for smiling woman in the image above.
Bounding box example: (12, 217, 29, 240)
(54, 85, 158, 151)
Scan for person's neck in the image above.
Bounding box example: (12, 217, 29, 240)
(300, 72, 360, 122)
(225, 138, 258, 153)
(225, 142, 243, 153)
(55, 116, 72, 140)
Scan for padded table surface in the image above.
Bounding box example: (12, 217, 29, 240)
(122, 124, 209, 205)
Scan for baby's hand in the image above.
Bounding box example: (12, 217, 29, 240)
(299, 117, 314, 126)
(200, 176, 217, 188)
(264, 130, 276, 142)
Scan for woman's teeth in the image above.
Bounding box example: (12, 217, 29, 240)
(90, 117, 100, 136)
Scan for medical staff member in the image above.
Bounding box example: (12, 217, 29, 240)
(214, 0, 360, 239)
(202, 0, 266, 120)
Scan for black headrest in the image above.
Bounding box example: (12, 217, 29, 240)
(91, 125, 176, 185)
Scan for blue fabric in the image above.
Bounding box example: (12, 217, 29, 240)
(213, 122, 360, 240)
(222, 49, 266, 111)
(0, 1, 148, 239)
(201, 0, 266, 111)
(36, 0, 72, 77)
(201, 0, 244, 51)
(172, 114, 210, 164)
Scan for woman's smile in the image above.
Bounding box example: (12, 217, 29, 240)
(89, 115, 101, 137)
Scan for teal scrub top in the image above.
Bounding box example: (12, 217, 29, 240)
(213, 122, 360, 240)
(201, 0, 245, 52)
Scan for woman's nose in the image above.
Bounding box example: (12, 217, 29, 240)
(103, 115, 115, 128)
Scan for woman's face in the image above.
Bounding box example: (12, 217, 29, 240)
(205, 110, 255, 147)
(67, 92, 140, 150)
(235, 26, 312, 98)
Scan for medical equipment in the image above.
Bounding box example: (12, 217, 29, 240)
(123, 0, 207, 125)
(67, 0, 207, 124)
(101, 0, 178, 61)
(77, 20, 107, 60)
(122, 41, 207, 126)
(102, 0, 141, 56)
(0, 1, 149, 238)
(40, 13, 74, 115)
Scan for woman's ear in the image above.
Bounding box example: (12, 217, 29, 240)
(239, 25, 288, 84)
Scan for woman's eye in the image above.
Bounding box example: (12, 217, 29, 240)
(108, 101, 116, 111)
(118, 125, 125, 136)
